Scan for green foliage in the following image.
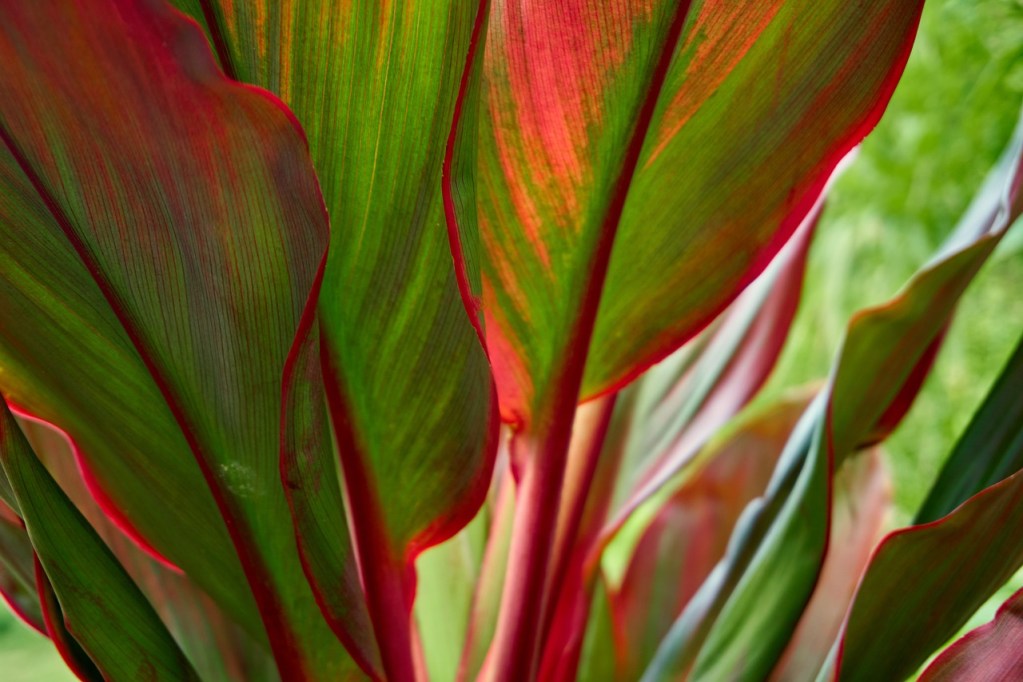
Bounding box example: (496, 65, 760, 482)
(0, 1, 1021, 681)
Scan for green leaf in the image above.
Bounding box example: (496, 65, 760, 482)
(458, 474, 516, 682)
(17, 416, 278, 682)
(833, 302, 1023, 682)
(0, 1, 357, 677)
(769, 449, 889, 682)
(169, 2, 499, 674)
(0, 398, 198, 681)
(919, 585, 1023, 681)
(477, 0, 925, 425)
(914, 329, 1023, 524)
(643, 105, 1023, 682)
(603, 203, 821, 543)
(610, 395, 810, 680)
(478, 5, 922, 670)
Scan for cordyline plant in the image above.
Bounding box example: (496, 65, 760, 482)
(0, 0, 1022, 680)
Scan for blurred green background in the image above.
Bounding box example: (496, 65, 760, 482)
(1, 0, 1021, 677)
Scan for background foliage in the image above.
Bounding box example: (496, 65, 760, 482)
(1, 0, 1021, 677)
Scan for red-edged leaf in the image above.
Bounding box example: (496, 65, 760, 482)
(18, 415, 278, 682)
(536, 202, 820, 680)
(167, 2, 500, 674)
(479, 5, 922, 670)
(479, 1, 924, 425)
(0, 498, 44, 636)
(832, 297, 1023, 681)
(35, 559, 102, 682)
(0, 398, 198, 681)
(610, 395, 810, 680)
(919, 586, 1023, 682)
(641, 108, 1023, 682)
(0, 1, 356, 677)
(604, 198, 822, 542)
(768, 449, 890, 682)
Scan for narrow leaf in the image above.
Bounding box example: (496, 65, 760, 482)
(644, 107, 1023, 682)
(769, 449, 890, 682)
(915, 330, 1023, 524)
(0, 398, 198, 681)
(610, 395, 810, 680)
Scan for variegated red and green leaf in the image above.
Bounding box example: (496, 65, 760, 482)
(478, 4, 922, 672)
(602, 199, 822, 543)
(0, 397, 199, 681)
(768, 449, 889, 682)
(17, 414, 278, 682)
(831, 330, 1023, 681)
(534, 203, 819, 681)
(478, 0, 924, 425)
(609, 395, 810, 681)
(919, 586, 1023, 682)
(641, 108, 1023, 682)
(0, 449, 43, 636)
(0, 1, 358, 677)
(166, 2, 499, 675)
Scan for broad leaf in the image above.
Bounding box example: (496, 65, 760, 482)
(478, 0, 924, 425)
(0, 1, 355, 677)
(0, 398, 198, 681)
(169, 2, 500, 674)
(478, 4, 922, 667)
(919, 586, 1023, 681)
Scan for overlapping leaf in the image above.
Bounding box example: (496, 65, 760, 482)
(0, 398, 198, 681)
(479, 5, 922, 672)
(642, 105, 1023, 682)
(833, 331, 1023, 681)
(609, 395, 809, 680)
(167, 2, 499, 674)
(0, 1, 356, 677)
(537, 206, 819, 681)
(17, 415, 277, 682)
(769, 450, 889, 681)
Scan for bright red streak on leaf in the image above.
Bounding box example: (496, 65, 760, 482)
(8, 407, 180, 575)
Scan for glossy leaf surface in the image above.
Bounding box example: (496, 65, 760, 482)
(478, 0, 925, 424)
(0, 1, 355, 676)
(0, 399, 198, 681)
